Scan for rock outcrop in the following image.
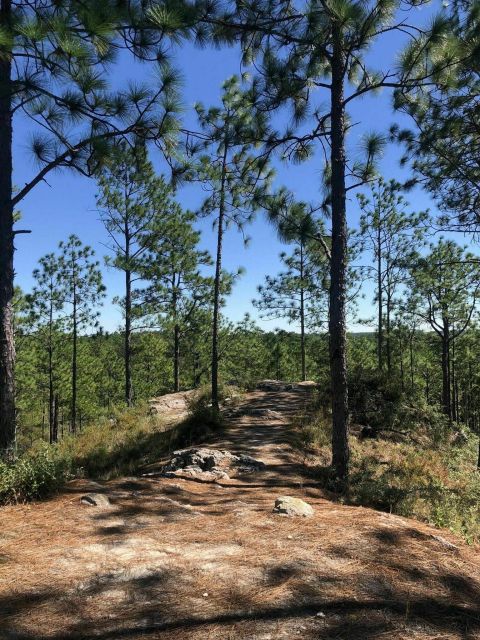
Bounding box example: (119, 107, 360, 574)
(160, 447, 265, 482)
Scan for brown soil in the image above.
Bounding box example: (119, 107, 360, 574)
(0, 386, 479, 639)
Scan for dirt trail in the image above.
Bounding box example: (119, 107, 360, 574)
(1, 386, 479, 640)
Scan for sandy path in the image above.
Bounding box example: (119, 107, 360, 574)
(0, 387, 479, 639)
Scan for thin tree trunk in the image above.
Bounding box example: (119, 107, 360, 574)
(174, 322, 180, 392)
(48, 300, 56, 443)
(451, 330, 456, 422)
(0, 1, 16, 456)
(125, 267, 133, 406)
(299, 241, 306, 382)
(386, 291, 392, 373)
(211, 140, 228, 412)
(329, 25, 349, 484)
(409, 332, 414, 393)
(400, 353, 405, 392)
(377, 226, 383, 371)
(442, 318, 451, 422)
(71, 287, 77, 434)
(172, 280, 180, 392)
(52, 394, 59, 444)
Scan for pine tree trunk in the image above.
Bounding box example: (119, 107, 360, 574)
(71, 289, 77, 434)
(386, 291, 392, 373)
(48, 301, 56, 443)
(409, 333, 414, 393)
(400, 352, 405, 392)
(125, 267, 133, 406)
(442, 318, 451, 422)
(211, 143, 228, 413)
(52, 394, 59, 444)
(174, 323, 180, 392)
(377, 227, 383, 371)
(0, 5, 16, 456)
(299, 242, 306, 382)
(211, 208, 224, 411)
(329, 26, 349, 484)
(451, 331, 457, 422)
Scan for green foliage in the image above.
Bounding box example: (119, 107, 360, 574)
(0, 445, 71, 504)
(394, 1, 480, 232)
(349, 442, 480, 542)
(8, 1, 181, 204)
(294, 402, 480, 542)
(254, 239, 329, 329)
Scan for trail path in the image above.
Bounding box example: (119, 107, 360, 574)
(1, 385, 479, 639)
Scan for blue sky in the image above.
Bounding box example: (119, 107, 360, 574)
(13, 0, 469, 333)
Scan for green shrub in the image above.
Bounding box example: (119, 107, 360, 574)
(0, 445, 71, 504)
(348, 367, 449, 443)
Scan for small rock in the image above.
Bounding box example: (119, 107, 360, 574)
(80, 493, 111, 507)
(316, 611, 326, 618)
(202, 592, 208, 597)
(431, 535, 459, 551)
(273, 496, 314, 517)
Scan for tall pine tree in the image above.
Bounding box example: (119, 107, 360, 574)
(58, 236, 105, 434)
(0, 0, 180, 454)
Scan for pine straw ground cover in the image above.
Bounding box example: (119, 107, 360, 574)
(0, 387, 479, 640)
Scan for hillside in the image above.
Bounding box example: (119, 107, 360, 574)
(0, 384, 479, 640)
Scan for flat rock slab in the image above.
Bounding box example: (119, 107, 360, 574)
(273, 496, 314, 517)
(80, 493, 111, 507)
(161, 447, 265, 482)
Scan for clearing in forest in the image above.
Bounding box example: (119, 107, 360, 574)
(0, 384, 479, 639)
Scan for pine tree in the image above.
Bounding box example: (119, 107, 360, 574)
(58, 236, 105, 433)
(0, 0, 181, 454)
(140, 206, 213, 392)
(151, 0, 457, 482)
(357, 178, 428, 372)
(96, 143, 172, 405)
(408, 240, 480, 422)
(24, 254, 66, 443)
(254, 241, 328, 381)
(194, 76, 273, 411)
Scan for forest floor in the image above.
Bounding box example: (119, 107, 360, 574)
(1, 384, 479, 639)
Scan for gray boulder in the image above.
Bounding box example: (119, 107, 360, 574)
(273, 496, 314, 517)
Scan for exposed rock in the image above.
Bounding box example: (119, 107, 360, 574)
(148, 389, 197, 418)
(161, 447, 265, 482)
(80, 493, 111, 507)
(256, 379, 318, 392)
(273, 496, 314, 517)
(431, 534, 459, 552)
